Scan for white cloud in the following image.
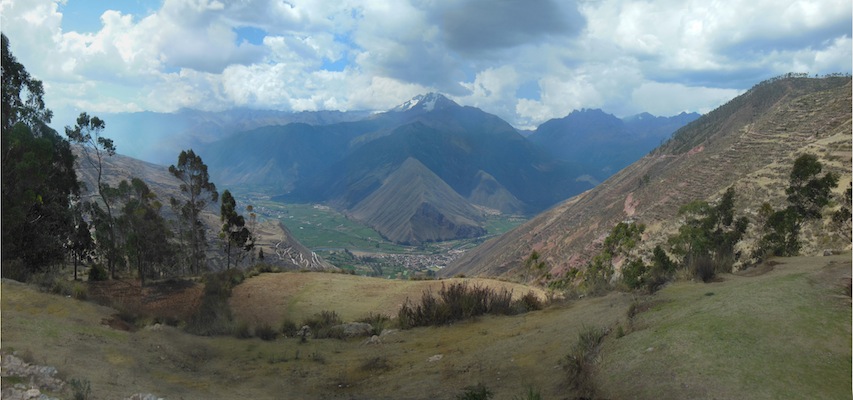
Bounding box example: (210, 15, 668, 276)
(0, 0, 849, 137)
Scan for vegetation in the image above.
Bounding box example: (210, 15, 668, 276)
(562, 325, 608, 399)
(220, 190, 253, 269)
(397, 282, 543, 329)
(1, 33, 79, 280)
(758, 154, 839, 257)
(169, 149, 219, 275)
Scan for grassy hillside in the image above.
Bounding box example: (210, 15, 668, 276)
(2, 254, 849, 399)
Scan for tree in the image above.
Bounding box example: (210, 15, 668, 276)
(786, 154, 839, 220)
(831, 182, 852, 242)
(669, 187, 748, 273)
(69, 205, 95, 281)
(220, 190, 251, 270)
(169, 149, 218, 274)
(760, 155, 839, 256)
(2, 33, 52, 135)
(116, 178, 176, 286)
(1, 34, 78, 278)
(66, 112, 119, 278)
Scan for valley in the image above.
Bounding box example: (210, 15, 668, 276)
(239, 192, 526, 278)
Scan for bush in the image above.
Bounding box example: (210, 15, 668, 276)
(512, 386, 542, 400)
(457, 383, 493, 400)
(562, 326, 607, 399)
(398, 283, 542, 329)
(255, 323, 278, 341)
(185, 271, 243, 336)
(233, 321, 252, 339)
(281, 319, 299, 337)
(69, 378, 92, 400)
(302, 310, 344, 339)
(691, 257, 716, 283)
(88, 264, 108, 281)
(360, 356, 392, 372)
(357, 313, 391, 335)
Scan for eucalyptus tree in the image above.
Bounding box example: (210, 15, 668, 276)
(169, 149, 218, 274)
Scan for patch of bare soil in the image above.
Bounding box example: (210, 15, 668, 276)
(735, 260, 779, 277)
(88, 279, 203, 324)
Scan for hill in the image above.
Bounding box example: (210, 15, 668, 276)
(73, 148, 334, 271)
(3, 254, 848, 399)
(348, 157, 486, 244)
(443, 76, 852, 280)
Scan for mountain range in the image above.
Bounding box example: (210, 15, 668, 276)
(442, 76, 852, 280)
(195, 93, 695, 244)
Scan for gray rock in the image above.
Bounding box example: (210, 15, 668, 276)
(337, 322, 374, 338)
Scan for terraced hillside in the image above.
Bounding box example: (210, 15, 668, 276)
(444, 76, 852, 280)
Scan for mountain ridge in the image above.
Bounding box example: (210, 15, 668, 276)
(443, 76, 852, 280)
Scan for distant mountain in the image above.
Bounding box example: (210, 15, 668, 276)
(198, 93, 700, 245)
(92, 108, 373, 165)
(348, 157, 486, 244)
(443, 76, 852, 280)
(528, 109, 699, 181)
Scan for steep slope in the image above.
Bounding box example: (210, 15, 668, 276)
(444, 76, 852, 279)
(74, 149, 334, 271)
(348, 157, 486, 244)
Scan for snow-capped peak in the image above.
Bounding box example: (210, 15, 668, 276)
(390, 93, 455, 113)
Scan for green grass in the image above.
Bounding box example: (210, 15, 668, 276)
(597, 255, 852, 399)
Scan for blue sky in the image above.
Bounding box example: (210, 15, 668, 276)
(2, 0, 851, 135)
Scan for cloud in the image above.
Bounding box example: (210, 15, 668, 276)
(439, 0, 584, 54)
(0, 0, 850, 143)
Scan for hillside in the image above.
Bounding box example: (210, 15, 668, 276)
(3, 254, 849, 399)
(444, 76, 852, 280)
(348, 158, 486, 244)
(73, 148, 334, 272)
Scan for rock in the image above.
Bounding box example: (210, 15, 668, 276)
(125, 394, 164, 400)
(380, 329, 398, 337)
(427, 354, 443, 362)
(823, 249, 834, 256)
(337, 322, 373, 338)
(364, 335, 382, 345)
(24, 389, 40, 399)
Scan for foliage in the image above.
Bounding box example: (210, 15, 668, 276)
(759, 155, 839, 257)
(512, 387, 542, 400)
(669, 187, 748, 275)
(115, 178, 177, 286)
(185, 270, 243, 336)
(562, 325, 607, 399)
(220, 190, 253, 269)
(523, 250, 547, 281)
(254, 323, 278, 341)
(397, 282, 541, 329)
(69, 378, 92, 400)
(66, 112, 119, 278)
(169, 149, 218, 274)
(831, 182, 852, 241)
(70, 205, 95, 281)
(88, 264, 108, 281)
(1, 36, 78, 278)
(621, 258, 647, 289)
(456, 383, 494, 400)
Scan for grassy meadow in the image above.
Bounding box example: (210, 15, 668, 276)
(1, 254, 849, 399)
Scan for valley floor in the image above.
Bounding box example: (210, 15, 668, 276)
(1, 254, 850, 399)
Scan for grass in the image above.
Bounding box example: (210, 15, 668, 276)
(596, 255, 852, 399)
(2, 254, 849, 399)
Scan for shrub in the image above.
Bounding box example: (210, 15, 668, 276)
(233, 321, 252, 339)
(69, 378, 92, 400)
(621, 259, 647, 290)
(457, 383, 493, 400)
(692, 256, 716, 283)
(357, 313, 391, 335)
(255, 323, 278, 341)
(281, 319, 299, 337)
(88, 264, 108, 281)
(512, 386, 542, 400)
(562, 326, 607, 399)
(302, 310, 344, 339)
(185, 271, 243, 336)
(360, 356, 392, 372)
(512, 291, 543, 313)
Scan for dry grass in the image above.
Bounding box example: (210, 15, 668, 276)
(228, 273, 547, 326)
(2, 253, 849, 399)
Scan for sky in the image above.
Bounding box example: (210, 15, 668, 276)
(2, 0, 851, 133)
